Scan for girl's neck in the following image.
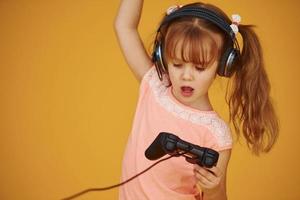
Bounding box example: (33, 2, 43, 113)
(190, 94, 214, 111)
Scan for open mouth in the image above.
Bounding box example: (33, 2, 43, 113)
(180, 86, 194, 97)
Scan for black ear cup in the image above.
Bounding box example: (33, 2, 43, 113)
(218, 47, 240, 77)
(152, 40, 167, 80)
(217, 48, 239, 77)
(226, 48, 240, 76)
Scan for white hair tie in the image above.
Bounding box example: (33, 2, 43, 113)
(230, 14, 242, 35)
(166, 5, 183, 15)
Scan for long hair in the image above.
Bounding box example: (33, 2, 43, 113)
(155, 2, 279, 155)
(227, 24, 279, 155)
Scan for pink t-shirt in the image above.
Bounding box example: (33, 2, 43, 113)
(119, 66, 232, 200)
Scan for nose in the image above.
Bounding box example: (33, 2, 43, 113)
(181, 67, 193, 81)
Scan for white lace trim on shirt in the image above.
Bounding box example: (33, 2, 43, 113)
(144, 67, 232, 148)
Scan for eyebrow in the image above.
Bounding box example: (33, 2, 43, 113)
(172, 58, 183, 62)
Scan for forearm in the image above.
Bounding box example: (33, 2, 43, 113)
(114, 0, 144, 29)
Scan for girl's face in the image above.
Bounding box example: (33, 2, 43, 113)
(167, 59, 218, 111)
(166, 33, 223, 111)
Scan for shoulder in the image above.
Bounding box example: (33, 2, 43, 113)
(141, 66, 169, 85)
(140, 65, 156, 87)
(139, 66, 170, 93)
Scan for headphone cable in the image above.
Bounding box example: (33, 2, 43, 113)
(61, 152, 188, 200)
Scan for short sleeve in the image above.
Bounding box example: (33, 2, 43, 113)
(139, 65, 170, 95)
(208, 119, 233, 151)
(139, 66, 155, 94)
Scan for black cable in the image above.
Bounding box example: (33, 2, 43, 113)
(60, 152, 188, 200)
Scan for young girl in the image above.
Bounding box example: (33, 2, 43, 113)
(114, 1, 279, 200)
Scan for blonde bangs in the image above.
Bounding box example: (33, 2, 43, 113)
(164, 22, 220, 68)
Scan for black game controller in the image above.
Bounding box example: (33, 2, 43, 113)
(145, 132, 219, 168)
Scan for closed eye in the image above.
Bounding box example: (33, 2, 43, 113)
(173, 63, 183, 67)
(195, 67, 206, 71)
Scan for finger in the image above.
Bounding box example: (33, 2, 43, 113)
(194, 170, 213, 186)
(194, 165, 221, 177)
(199, 166, 216, 178)
(205, 166, 223, 177)
(194, 164, 201, 171)
(194, 169, 222, 191)
(194, 167, 215, 183)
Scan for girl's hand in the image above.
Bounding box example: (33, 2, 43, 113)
(193, 149, 231, 200)
(193, 165, 223, 192)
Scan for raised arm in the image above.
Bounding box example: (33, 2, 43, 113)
(114, 0, 153, 82)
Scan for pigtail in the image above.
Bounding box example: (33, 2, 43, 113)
(226, 24, 279, 155)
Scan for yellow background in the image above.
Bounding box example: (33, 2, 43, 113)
(1, 0, 299, 199)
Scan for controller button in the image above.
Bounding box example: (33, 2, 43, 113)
(204, 157, 214, 167)
(165, 142, 176, 151)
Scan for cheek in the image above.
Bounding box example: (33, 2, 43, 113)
(195, 71, 216, 87)
(202, 64, 218, 80)
(211, 62, 219, 74)
(166, 67, 177, 80)
(167, 74, 176, 86)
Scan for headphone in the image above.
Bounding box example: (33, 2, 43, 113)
(152, 5, 241, 80)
